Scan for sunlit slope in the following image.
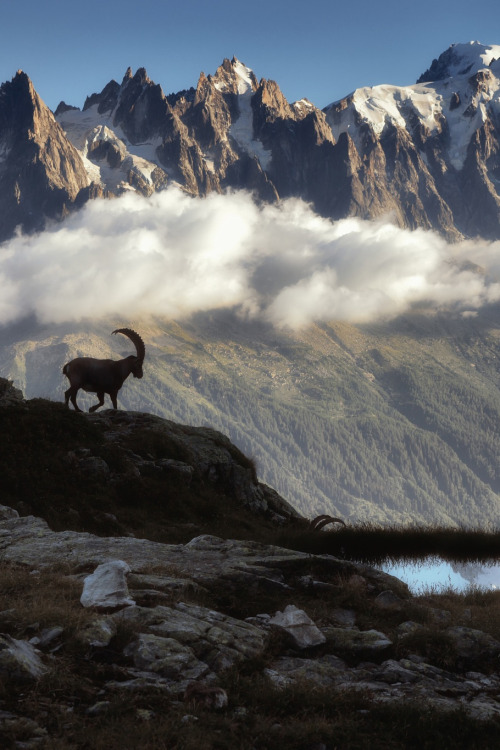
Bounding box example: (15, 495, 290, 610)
(1, 307, 499, 527)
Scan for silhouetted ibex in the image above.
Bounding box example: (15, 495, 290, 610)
(63, 328, 145, 413)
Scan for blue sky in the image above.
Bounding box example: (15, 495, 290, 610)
(1, 0, 500, 111)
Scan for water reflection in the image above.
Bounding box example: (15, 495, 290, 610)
(381, 558, 500, 593)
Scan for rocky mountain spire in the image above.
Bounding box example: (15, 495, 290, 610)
(0, 71, 90, 241)
(2, 45, 500, 242)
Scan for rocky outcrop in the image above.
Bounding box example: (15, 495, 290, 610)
(0, 71, 91, 241)
(84, 409, 301, 521)
(2, 46, 500, 241)
(2, 510, 500, 733)
(0, 378, 23, 407)
(324, 43, 500, 239)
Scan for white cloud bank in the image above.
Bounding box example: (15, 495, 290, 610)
(1, 187, 500, 327)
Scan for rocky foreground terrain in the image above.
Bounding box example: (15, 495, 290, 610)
(1, 379, 500, 748)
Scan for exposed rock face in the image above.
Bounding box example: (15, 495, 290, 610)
(1, 44, 500, 242)
(0, 71, 90, 241)
(324, 43, 500, 239)
(2, 510, 500, 726)
(0, 379, 23, 407)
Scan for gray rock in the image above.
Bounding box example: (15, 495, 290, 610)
(0, 516, 409, 601)
(75, 617, 118, 648)
(269, 605, 326, 649)
(445, 626, 500, 661)
(0, 711, 48, 746)
(123, 634, 211, 681)
(323, 627, 393, 658)
(374, 659, 419, 684)
(29, 626, 64, 650)
(112, 600, 268, 672)
(374, 590, 404, 609)
(81, 560, 135, 610)
(265, 654, 348, 688)
(0, 635, 47, 683)
(0, 378, 24, 407)
(330, 608, 357, 627)
(0, 505, 19, 520)
(396, 621, 424, 639)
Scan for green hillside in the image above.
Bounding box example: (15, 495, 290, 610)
(1, 305, 499, 526)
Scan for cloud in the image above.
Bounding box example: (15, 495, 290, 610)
(1, 187, 500, 327)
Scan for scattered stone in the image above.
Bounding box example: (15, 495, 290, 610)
(445, 626, 500, 662)
(269, 605, 326, 649)
(323, 627, 392, 658)
(374, 590, 404, 609)
(113, 601, 268, 671)
(184, 681, 228, 709)
(396, 621, 424, 639)
(75, 617, 117, 648)
(80, 560, 135, 610)
(2, 501, 500, 722)
(330, 608, 357, 627)
(265, 654, 348, 688)
(0, 711, 48, 746)
(374, 659, 419, 684)
(29, 626, 64, 651)
(0, 635, 47, 683)
(123, 633, 211, 682)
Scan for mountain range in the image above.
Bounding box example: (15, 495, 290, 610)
(1, 43, 500, 527)
(1, 41, 500, 242)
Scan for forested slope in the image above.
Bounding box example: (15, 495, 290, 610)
(1, 305, 499, 526)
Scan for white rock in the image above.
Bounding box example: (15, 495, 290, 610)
(80, 560, 135, 610)
(269, 604, 326, 649)
(0, 635, 47, 682)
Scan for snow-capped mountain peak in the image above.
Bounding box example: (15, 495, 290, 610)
(2, 45, 500, 244)
(211, 56, 259, 95)
(417, 41, 500, 83)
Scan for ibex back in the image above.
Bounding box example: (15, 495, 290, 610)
(63, 328, 145, 413)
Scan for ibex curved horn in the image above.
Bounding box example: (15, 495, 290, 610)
(310, 514, 346, 531)
(112, 328, 146, 363)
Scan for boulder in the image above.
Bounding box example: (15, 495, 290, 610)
(445, 626, 500, 663)
(0, 635, 47, 683)
(113, 601, 268, 672)
(269, 605, 326, 649)
(265, 654, 347, 688)
(323, 627, 392, 659)
(123, 634, 211, 681)
(80, 560, 135, 610)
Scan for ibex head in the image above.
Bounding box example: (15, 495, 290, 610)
(112, 328, 146, 379)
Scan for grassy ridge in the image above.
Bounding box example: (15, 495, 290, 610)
(2, 306, 500, 526)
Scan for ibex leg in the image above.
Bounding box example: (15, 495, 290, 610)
(89, 392, 106, 413)
(65, 387, 82, 412)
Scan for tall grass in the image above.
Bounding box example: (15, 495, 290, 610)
(273, 523, 500, 565)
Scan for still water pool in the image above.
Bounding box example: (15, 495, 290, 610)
(381, 558, 500, 594)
